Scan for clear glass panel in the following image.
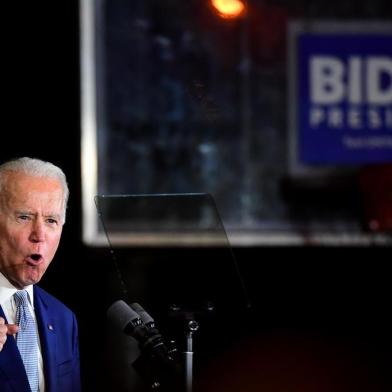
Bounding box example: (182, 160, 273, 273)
(95, 193, 251, 313)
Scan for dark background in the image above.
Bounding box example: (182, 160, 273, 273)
(2, 1, 391, 391)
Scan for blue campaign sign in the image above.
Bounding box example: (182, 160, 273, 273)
(296, 30, 392, 165)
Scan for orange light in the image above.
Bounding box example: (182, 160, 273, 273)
(211, 0, 246, 19)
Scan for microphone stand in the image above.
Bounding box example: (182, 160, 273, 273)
(185, 319, 199, 392)
(169, 302, 214, 392)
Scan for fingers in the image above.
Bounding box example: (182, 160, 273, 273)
(0, 317, 19, 352)
(6, 324, 19, 335)
(0, 319, 7, 351)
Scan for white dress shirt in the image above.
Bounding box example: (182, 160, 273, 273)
(0, 272, 45, 391)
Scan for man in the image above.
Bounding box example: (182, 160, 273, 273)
(0, 157, 80, 392)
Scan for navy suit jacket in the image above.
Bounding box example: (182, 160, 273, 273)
(0, 286, 81, 392)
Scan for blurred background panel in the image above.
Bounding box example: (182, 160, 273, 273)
(81, 0, 392, 247)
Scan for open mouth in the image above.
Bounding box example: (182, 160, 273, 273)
(27, 254, 43, 264)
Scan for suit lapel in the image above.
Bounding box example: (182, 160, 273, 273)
(34, 287, 57, 392)
(0, 306, 31, 391)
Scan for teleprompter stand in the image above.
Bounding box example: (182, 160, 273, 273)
(97, 193, 251, 392)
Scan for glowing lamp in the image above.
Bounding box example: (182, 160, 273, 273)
(210, 0, 246, 19)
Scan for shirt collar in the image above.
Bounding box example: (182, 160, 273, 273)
(0, 271, 35, 308)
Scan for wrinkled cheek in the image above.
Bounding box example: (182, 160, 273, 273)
(4, 238, 26, 261)
(47, 248, 58, 264)
(50, 237, 61, 256)
(0, 239, 10, 259)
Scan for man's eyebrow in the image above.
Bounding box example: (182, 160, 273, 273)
(14, 211, 61, 219)
(44, 213, 62, 219)
(15, 210, 34, 215)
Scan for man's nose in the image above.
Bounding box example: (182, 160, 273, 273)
(29, 220, 45, 242)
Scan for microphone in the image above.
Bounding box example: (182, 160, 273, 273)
(107, 300, 171, 354)
(107, 300, 149, 343)
(131, 302, 155, 328)
(129, 303, 177, 364)
(108, 300, 181, 390)
(130, 303, 179, 366)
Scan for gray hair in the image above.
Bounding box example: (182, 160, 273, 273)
(0, 157, 69, 223)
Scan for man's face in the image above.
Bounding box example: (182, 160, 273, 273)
(0, 171, 64, 289)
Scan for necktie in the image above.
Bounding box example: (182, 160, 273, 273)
(14, 290, 40, 392)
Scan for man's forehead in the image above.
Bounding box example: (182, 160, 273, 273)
(3, 179, 63, 207)
(3, 172, 62, 196)
(8, 171, 61, 186)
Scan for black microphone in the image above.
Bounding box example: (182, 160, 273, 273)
(108, 300, 169, 354)
(129, 303, 176, 364)
(107, 300, 149, 343)
(131, 302, 155, 328)
(108, 300, 182, 391)
(130, 303, 179, 365)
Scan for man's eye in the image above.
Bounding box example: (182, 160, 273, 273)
(46, 218, 58, 225)
(18, 215, 30, 221)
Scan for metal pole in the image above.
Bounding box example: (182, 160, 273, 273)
(184, 320, 199, 392)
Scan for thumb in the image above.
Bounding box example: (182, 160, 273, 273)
(6, 324, 19, 335)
